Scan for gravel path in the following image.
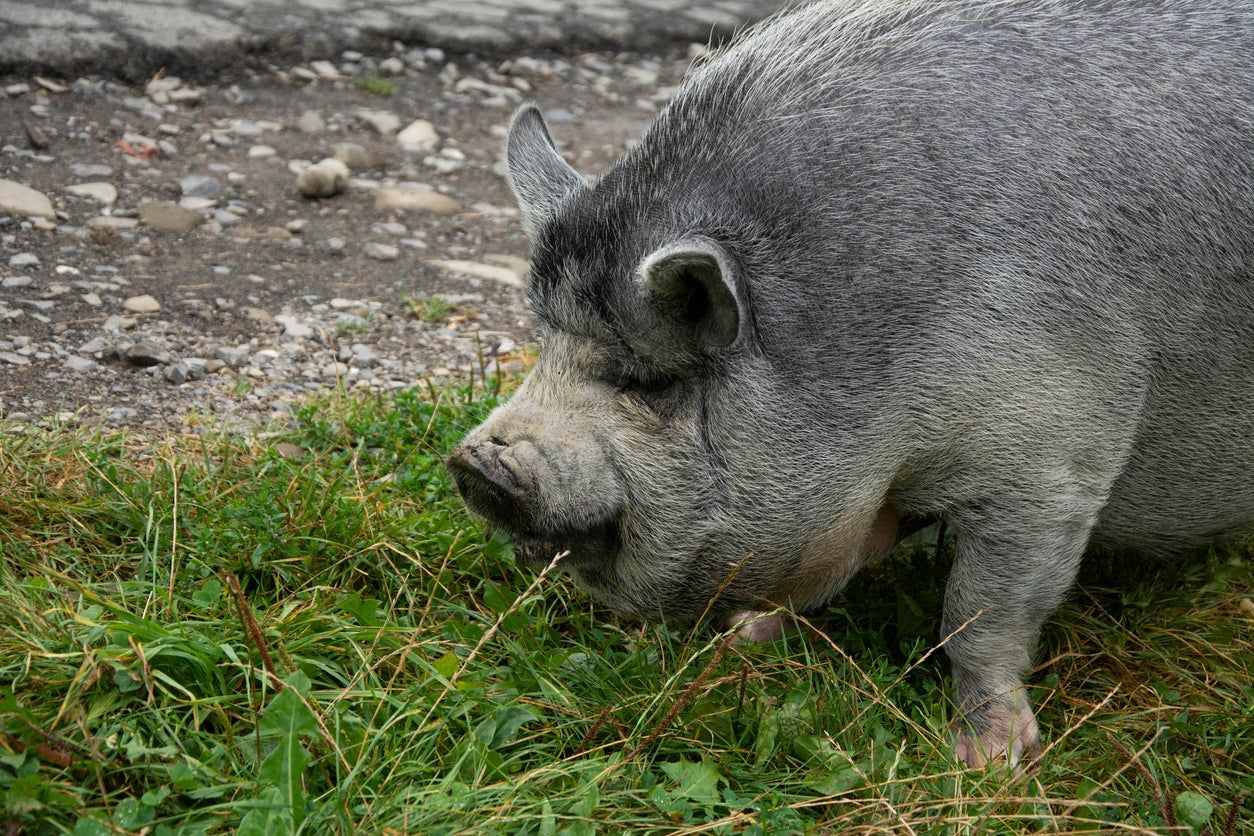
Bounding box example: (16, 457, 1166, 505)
(1, 43, 716, 430)
(0, 0, 783, 81)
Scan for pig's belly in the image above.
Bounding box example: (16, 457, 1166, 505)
(1090, 376, 1254, 556)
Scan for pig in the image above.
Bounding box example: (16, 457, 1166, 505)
(448, 0, 1254, 768)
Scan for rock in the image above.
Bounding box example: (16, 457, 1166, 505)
(284, 219, 308, 234)
(310, 60, 341, 79)
(179, 197, 217, 211)
(248, 144, 276, 158)
(296, 110, 325, 133)
(397, 119, 439, 153)
(357, 109, 400, 136)
(126, 342, 169, 367)
(164, 362, 192, 384)
(364, 242, 399, 261)
(374, 185, 461, 215)
(323, 237, 346, 253)
(351, 344, 380, 367)
(215, 345, 250, 367)
(24, 119, 49, 149)
(2, 276, 33, 289)
(70, 163, 112, 178)
(429, 258, 525, 288)
(275, 315, 314, 338)
(64, 355, 96, 371)
(296, 158, 349, 198)
(0, 351, 30, 365)
(332, 142, 372, 171)
(9, 253, 38, 267)
(179, 174, 222, 199)
(66, 182, 117, 205)
(275, 442, 304, 460)
(378, 57, 405, 76)
(20, 299, 54, 312)
(122, 294, 161, 313)
(81, 292, 102, 306)
(86, 216, 138, 230)
(79, 337, 108, 354)
(139, 201, 204, 233)
(0, 179, 55, 219)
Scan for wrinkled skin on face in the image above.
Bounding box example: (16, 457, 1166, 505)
(447, 106, 905, 627)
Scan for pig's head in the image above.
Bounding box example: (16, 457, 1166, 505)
(448, 105, 900, 624)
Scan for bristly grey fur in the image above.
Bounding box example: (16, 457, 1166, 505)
(453, 0, 1254, 766)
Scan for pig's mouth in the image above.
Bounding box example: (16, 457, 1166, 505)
(507, 518, 621, 571)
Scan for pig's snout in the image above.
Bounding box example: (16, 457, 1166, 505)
(447, 437, 533, 531)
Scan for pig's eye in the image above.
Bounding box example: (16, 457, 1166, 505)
(616, 374, 680, 410)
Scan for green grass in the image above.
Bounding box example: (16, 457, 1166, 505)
(353, 74, 397, 97)
(0, 383, 1250, 834)
(404, 294, 455, 324)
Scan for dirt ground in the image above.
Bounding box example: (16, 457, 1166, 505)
(0, 47, 689, 429)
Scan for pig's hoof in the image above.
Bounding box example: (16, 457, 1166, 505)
(726, 610, 790, 644)
(953, 702, 1042, 770)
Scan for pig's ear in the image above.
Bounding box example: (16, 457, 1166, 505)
(638, 240, 744, 350)
(505, 104, 585, 235)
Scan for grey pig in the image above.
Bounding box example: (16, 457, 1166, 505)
(448, 0, 1254, 767)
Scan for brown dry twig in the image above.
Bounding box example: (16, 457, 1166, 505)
(632, 633, 735, 756)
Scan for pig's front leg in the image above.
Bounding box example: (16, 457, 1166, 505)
(943, 497, 1097, 768)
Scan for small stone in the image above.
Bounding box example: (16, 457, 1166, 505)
(23, 119, 49, 149)
(2, 276, 33, 289)
(248, 145, 276, 159)
(86, 216, 139, 230)
(126, 342, 170, 367)
(544, 108, 574, 124)
(66, 182, 117, 205)
(374, 185, 461, 215)
(397, 119, 439, 153)
(179, 174, 222, 199)
(332, 142, 372, 171)
(179, 196, 217, 211)
(275, 315, 314, 338)
(284, 219, 308, 234)
(9, 253, 38, 267)
(310, 60, 341, 79)
(0, 351, 29, 365)
(19, 299, 54, 312)
(296, 158, 349, 198)
(64, 355, 96, 371)
(364, 242, 399, 261)
(122, 294, 161, 313)
(429, 258, 525, 287)
(0, 179, 55, 219)
(164, 362, 192, 384)
(70, 163, 112, 178)
(79, 337, 107, 354)
(378, 57, 405, 76)
(275, 442, 304, 460)
(215, 345, 250, 367)
(296, 110, 325, 133)
(81, 292, 102, 306)
(139, 201, 204, 233)
(323, 237, 346, 253)
(357, 109, 401, 136)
